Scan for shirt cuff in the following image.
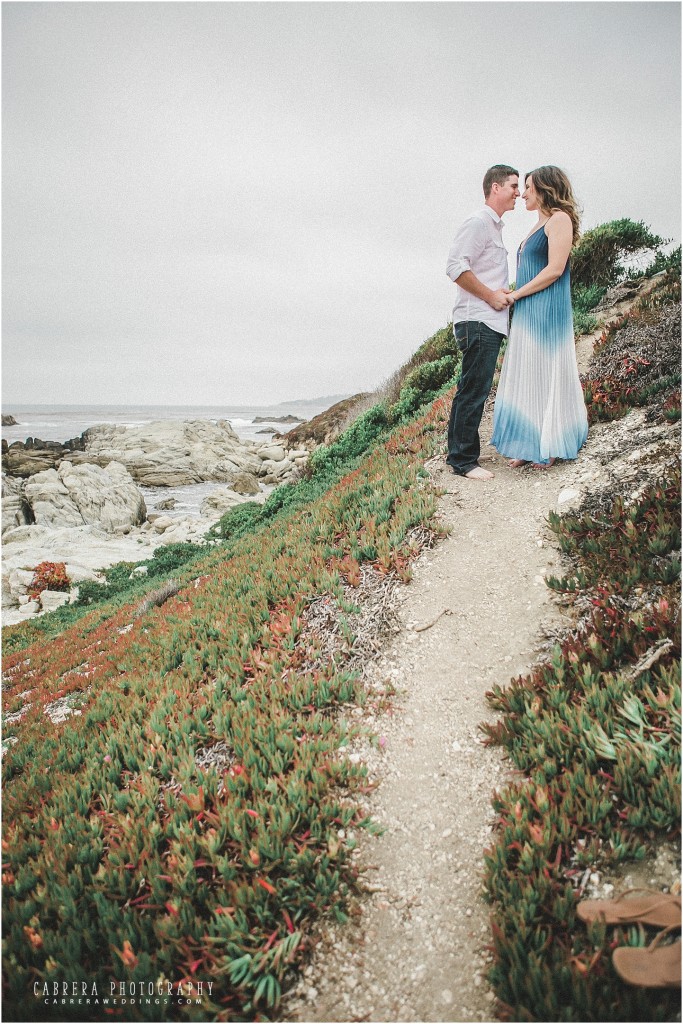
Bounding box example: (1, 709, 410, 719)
(446, 256, 471, 282)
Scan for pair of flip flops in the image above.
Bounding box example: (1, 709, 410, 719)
(577, 889, 681, 988)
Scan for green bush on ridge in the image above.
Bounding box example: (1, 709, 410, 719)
(572, 283, 608, 336)
(571, 218, 667, 291)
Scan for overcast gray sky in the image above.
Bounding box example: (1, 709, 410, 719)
(3, 1, 680, 407)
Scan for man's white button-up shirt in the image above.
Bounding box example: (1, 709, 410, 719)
(446, 206, 509, 336)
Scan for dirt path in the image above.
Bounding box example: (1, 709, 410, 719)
(284, 402, 590, 1023)
(284, 280, 672, 1023)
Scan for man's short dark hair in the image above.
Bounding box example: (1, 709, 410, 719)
(483, 164, 519, 198)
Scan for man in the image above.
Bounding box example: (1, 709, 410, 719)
(445, 165, 519, 480)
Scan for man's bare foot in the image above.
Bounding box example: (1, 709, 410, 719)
(508, 459, 530, 469)
(532, 458, 556, 469)
(464, 466, 494, 480)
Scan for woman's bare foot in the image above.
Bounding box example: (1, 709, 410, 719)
(532, 458, 556, 469)
(464, 466, 494, 480)
(508, 459, 530, 469)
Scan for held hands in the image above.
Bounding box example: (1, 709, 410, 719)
(489, 288, 515, 311)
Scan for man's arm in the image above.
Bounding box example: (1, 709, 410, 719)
(446, 217, 510, 311)
(453, 270, 511, 311)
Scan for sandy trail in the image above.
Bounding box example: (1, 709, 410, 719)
(285, 404, 581, 1023)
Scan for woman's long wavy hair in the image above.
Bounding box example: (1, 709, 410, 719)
(528, 165, 581, 244)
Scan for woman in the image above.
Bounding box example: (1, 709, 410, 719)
(491, 166, 588, 469)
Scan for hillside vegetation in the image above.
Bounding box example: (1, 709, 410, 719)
(483, 265, 681, 1021)
(2, 223, 680, 1022)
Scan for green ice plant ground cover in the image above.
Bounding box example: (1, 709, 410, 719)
(482, 271, 681, 1021)
(1, 383, 455, 1022)
(2, 326, 459, 658)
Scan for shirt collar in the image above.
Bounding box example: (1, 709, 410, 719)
(482, 205, 503, 226)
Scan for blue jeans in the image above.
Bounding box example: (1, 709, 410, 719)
(446, 321, 504, 475)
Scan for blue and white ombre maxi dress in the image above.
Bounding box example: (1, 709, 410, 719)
(490, 226, 588, 465)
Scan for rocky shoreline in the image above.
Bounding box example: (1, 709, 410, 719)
(2, 418, 314, 625)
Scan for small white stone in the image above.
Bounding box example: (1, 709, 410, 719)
(557, 487, 582, 511)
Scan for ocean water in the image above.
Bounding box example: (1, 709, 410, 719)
(1, 398, 346, 446)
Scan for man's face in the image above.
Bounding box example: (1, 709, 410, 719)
(496, 175, 520, 212)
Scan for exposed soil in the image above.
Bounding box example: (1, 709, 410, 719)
(284, 286, 680, 1023)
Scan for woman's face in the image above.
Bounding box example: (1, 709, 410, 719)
(522, 176, 540, 212)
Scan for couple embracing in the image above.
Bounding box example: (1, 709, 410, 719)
(445, 163, 588, 480)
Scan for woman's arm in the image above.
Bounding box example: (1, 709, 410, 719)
(510, 211, 573, 301)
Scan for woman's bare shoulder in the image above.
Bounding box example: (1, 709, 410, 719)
(546, 209, 572, 228)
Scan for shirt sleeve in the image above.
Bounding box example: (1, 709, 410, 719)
(446, 216, 487, 282)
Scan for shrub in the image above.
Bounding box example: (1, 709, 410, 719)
(572, 282, 608, 335)
(209, 500, 265, 542)
(365, 324, 458, 409)
(571, 219, 666, 291)
(388, 385, 423, 423)
(401, 354, 458, 400)
(28, 561, 70, 598)
(144, 541, 205, 578)
(74, 545, 205, 607)
(632, 243, 682, 281)
(309, 404, 389, 476)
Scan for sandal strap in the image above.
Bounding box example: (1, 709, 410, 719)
(650, 924, 682, 951)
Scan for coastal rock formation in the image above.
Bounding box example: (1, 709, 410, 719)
(2, 435, 86, 477)
(23, 461, 147, 532)
(253, 414, 301, 424)
(68, 419, 264, 487)
(2, 475, 34, 535)
(2, 414, 18, 426)
(200, 488, 246, 514)
(231, 472, 261, 495)
(257, 444, 286, 462)
(3, 419, 312, 491)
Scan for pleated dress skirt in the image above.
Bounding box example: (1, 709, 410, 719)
(490, 226, 588, 465)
